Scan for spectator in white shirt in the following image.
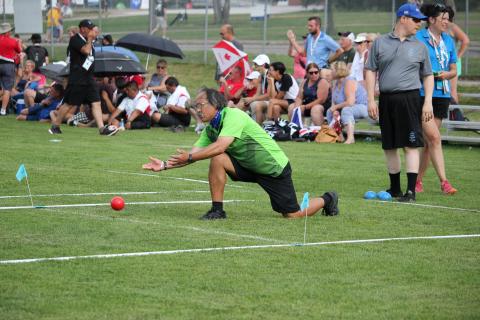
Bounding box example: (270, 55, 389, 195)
(151, 76, 191, 129)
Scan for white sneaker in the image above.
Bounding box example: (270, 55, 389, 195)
(0, 109, 6, 116)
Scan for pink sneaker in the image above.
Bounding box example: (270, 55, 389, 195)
(441, 180, 457, 195)
(415, 180, 424, 193)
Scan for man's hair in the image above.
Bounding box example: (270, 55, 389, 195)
(126, 80, 139, 90)
(270, 62, 286, 75)
(308, 16, 321, 26)
(198, 87, 227, 111)
(51, 83, 65, 97)
(156, 58, 167, 66)
(223, 24, 234, 35)
(165, 76, 179, 87)
(115, 76, 129, 90)
(30, 33, 42, 44)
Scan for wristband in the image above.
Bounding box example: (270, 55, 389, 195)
(187, 153, 194, 164)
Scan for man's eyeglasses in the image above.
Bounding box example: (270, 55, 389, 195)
(157, 66, 166, 69)
(308, 71, 319, 75)
(219, 33, 224, 36)
(194, 102, 208, 110)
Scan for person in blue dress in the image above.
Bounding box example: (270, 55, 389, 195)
(415, 3, 458, 195)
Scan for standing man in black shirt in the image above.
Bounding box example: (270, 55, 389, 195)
(49, 19, 118, 136)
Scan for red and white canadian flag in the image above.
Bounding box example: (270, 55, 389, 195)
(212, 40, 251, 79)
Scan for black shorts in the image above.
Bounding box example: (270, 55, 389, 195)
(64, 83, 100, 106)
(154, 112, 191, 127)
(421, 96, 450, 119)
(116, 112, 151, 129)
(227, 155, 300, 215)
(379, 90, 424, 150)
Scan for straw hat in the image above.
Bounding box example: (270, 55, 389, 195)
(0, 22, 13, 34)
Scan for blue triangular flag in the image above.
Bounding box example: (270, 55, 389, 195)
(300, 192, 310, 211)
(16, 164, 27, 182)
(291, 106, 304, 129)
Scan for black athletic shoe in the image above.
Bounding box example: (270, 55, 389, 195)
(386, 189, 403, 198)
(100, 125, 119, 136)
(398, 190, 416, 202)
(200, 208, 227, 220)
(48, 126, 62, 134)
(322, 191, 339, 216)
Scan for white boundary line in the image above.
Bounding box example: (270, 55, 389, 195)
(0, 199, 254, 211)
(107, 170, 245, 188)
(374, 200, 480, 213)
(1, 234, 478, 265)
(0, 190, 209, 199)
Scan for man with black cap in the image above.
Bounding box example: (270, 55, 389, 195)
(0, 22, 22, 116)
(336, 31, 356, 67)
(365, 3, 434, 202)
(49, 19, 118, 136)
(143, 88, 339, 220)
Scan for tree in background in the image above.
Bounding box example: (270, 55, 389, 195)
(213, 0, 230, 24)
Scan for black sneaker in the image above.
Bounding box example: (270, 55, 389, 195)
(48, 126, 62, 134)
(100, 125, 119, 136)
(386, 189, 403, 198)
(398, 190, 416, 202)
(200, 208, 227, 220)
(322, 191, 339, 216)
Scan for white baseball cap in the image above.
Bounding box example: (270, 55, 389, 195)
(252, 54, 270, 67)
(246, 71, 261, 80)
(354, 33, 368, 43)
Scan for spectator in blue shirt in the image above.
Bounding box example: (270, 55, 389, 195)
(287, 16, 343, 68)
(16, 83, 64, 122)
(415, 3, 458, 195)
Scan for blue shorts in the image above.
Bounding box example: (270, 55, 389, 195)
(26, 104, 52, 121)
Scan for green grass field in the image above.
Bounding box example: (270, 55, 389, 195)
(1, 114, 479, 319)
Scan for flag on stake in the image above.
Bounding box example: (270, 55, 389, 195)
(16, 164, 27, 182)
(291, 107, 304, 129)
(300, 192, 309, 211)
(212, 40, 251, 80)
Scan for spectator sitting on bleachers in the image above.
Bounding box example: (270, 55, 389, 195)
(219, 66, 244, 106)
(151, 76, 191, 130)
(108, 79, 153, 130)
(12, 60, 44, 97)
(266, 61, 299, 122)
(350, 33, 369, 85)
(288, 62, 330, 126)
(288, 33, 307, 84)
(326, 61, 368, 144)
(146, 59, 170, 108)
(16, 83, 63, 122)
(243, 54, 270, 124)
(232, 71, 259, 111)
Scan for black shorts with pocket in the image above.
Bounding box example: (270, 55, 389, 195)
(64, 83, 100, 106)
(226, 154, 300, 215)
(154, 112, 191, 127)
(379, 89, 424, 150)
(421, 96, 450, 119)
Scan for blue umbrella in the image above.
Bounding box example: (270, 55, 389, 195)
(94, 45, 140, 62)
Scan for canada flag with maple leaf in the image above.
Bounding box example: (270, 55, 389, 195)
(212, 40, 251, 80)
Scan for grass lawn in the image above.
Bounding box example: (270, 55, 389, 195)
(1, 109, 479, 318)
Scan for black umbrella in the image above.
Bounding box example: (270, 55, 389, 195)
(116, 33, 184, 59)
(39, 63, 69, 82)
(93, 51, 146, 77)
(40, 52, 146, 79)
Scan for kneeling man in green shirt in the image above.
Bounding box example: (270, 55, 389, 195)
(143, 88, 339, 220)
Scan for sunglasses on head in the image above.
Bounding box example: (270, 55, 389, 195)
(434, 3, 446, 9)
(308, 70, 319, 75)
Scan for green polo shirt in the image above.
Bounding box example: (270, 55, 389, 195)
(194, 108, 289, 177)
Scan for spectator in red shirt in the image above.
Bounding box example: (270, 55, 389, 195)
(0, 23, 22, 115)
(219, 66, 245, 105)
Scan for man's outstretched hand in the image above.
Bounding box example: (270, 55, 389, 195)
(142, 156, 166, 172)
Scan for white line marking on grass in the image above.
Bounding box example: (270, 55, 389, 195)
(1, 234, 478, 265)
(107, 170, 245, 188)
(0, 190, 210, 199)
(374, 200, 480, 213)
(0, 200, 254, 211)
